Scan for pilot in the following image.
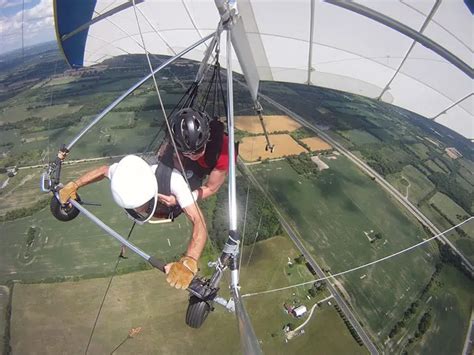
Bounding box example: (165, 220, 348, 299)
(59, 154, 206, 290)
(157, 107, 235, 208)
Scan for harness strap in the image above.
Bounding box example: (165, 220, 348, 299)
(154, 158, 183, 221)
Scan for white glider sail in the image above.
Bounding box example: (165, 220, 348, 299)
(54, 0, 473, 135)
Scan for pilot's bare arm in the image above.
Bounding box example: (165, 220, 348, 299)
(59, 165, 109, 204)
(181, 202, 207, 261)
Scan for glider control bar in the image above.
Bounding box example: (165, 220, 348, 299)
(68, 199, 166, 271)
(67, 198, 235, 313)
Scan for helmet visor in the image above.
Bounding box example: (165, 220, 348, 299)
(124, 196, 157, 225)
(182, 143, 206, 157)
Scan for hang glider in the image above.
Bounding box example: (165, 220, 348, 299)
(47, 1, 473, 354)
(54, 0, 473, 138)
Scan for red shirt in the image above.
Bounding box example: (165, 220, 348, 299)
(197, 134, 232, 171)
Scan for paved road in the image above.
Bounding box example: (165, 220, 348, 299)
(280, 216, 380, 355)
(240, 161, 380, 355)
(462, 310, 474, 355)
(258, 92, 473, 273)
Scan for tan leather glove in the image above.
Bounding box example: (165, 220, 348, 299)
(59, 182, 78, 204)
(166, 256, 198, 290)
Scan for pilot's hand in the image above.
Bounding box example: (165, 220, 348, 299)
(57, 150, 68, 161)
(59, 182, 78, 204)
(158, 193, 177, 207)
(166, 256, 197, 290)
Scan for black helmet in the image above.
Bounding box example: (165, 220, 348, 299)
(169, 108, 210, 154)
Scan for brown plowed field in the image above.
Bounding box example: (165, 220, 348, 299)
(235, 115, 301, 133)
(239, 134, 307, 162)
(301, 137, 332, 151)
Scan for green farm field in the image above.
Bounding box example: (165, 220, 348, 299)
(421, 205, 473, 265)
(459, 157, 474, 171)
(386, 165, 435, 204)
(0, 108, 166, 167)
(404, 265, 474, 355)
(240, 236, 367, 354)
(0, 160, 123, 213)
(0, 103, 83, 123)
(0, 167, 45, 212)
(43, 76, 78, 87)
(406, 143, 431, 160)
(0, 175, 192, 283)
(424, 192, 473, 262)
(249, 156, 442, 347)
(423, 160, 448, 174)
(9, 236, 366, 355)
(385, 164, 472, 262)
(337, 129, 381, 146)
(0, 71, 185, 168)
(0, 285, 9, 352)
(68, 111, 167, 159)
(458, 158, 474, 183)
(430, 192, 472, 230)
(456, 173, 473, 195)
(433, 158, 451, 173)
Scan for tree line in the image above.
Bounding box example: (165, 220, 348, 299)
(0, 198, 49, 222)
(388, 263, 442, 339)
(428, 172, 473, 214)
(204, 173, 282, 249)
(286, 153, 319, 178)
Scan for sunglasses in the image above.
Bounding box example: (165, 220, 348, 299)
(124, 197, 157, 224)
(182, 144, 206, 157)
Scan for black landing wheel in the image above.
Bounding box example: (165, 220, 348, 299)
(50, 195, 81, 222)
(185, 296, 211, 328)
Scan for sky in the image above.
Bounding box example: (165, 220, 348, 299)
(0, 0, 55, 55)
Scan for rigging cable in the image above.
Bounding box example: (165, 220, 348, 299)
(142, 121, 167, 161)
(81, 26, 182, 349)
(238, 182, 251, 272)
(82, 40, 178, 350)
(84, 222, 136, 354)
(238, 136, 263, 271)
(83, 77, 177, 353)
(123, 6, 233, 346)
(245, 214, 263, 268)
(77, 4, 218, 353)
(244, 142, 270, 269)
(130, 0, 214, 199)
(130, 0, 192, 174)
(130, 0, 229, 258)
(43, 61, 58, 167)
(200, 61, 218, 112)
(198, 48, 227, 118)
(211, 60, 220, 118)
(242, 216, 473, 298)
(21, 0, 25, 60)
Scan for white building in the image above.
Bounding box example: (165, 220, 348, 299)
(292, 305, 307, 318)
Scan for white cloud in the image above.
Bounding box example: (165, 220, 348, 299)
(1, 0, 54, 54)
(0, 0, 24, 8)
